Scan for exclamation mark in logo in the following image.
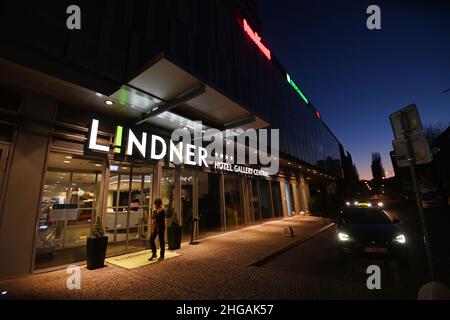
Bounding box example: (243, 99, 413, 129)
(114, 125, 123, 153)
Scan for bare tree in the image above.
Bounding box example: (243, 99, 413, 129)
(424, 122, 449, 148)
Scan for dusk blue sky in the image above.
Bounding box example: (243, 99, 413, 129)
(260, 0, 450, 180)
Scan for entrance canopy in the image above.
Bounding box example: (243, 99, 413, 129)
(112, 57, 270, 132)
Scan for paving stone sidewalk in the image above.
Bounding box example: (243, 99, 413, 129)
(0, 216, 411, 300)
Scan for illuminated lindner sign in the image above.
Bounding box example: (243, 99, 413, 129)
(286, 73, 309, 105)
(88, 119, 209, 167)
(88, 119, 274, 177)
(243, 19, 271, 60)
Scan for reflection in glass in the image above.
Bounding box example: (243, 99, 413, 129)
(198, 172, 222, 237)
(106, 163, 152, 255)
(180, 170, 195, 241)
(259, 179, 273, 219)
(161, 168, 176, 222)
(285, 183, 295, 217)
(271, 181, 283, 218)
(251, 179, 261, 223)
(35, 152, 102, 270)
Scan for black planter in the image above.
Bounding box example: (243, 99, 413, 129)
(167, 225, 182, 250)
(86, 236, 108, 270)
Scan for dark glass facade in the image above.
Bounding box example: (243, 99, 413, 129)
(0, 0, 342, 176)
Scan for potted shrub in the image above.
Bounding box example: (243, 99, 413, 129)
(167, 218, 182, 250)
(86, 216, 108, 270)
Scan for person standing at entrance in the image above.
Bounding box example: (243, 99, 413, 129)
(149, 198, 166, 261)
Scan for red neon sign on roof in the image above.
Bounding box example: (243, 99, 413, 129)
(243, 19, 271, 60)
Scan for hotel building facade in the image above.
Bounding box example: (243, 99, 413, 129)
(0, 0, 345, 278)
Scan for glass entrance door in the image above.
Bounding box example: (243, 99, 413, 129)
(106, 162, 152, 255)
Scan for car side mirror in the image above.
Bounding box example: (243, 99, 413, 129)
(392, 218, 400, 224)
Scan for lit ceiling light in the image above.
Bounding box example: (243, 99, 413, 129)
(63, 160, 71, 164)
(95, 164, 102, 167)
(95, 92, 103, 97)
(105, 100, 114, 105)
(65, 156, 72, 159)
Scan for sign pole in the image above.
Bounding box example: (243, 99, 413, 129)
(400, 112, 435, 280)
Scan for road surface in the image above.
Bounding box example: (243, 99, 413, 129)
(261, 200, 449, 297)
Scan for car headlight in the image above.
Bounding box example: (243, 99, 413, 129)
(394, 234, 406, 244)
(378, 202, 383, 207)
(338, 232, 351, 242)
(345, 202, 350, 206)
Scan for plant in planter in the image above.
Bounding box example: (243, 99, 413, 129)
(167, 217, 182, 250)
(86, 216, 108, 270)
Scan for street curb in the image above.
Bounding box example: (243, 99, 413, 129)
(249, 222, 336, 267)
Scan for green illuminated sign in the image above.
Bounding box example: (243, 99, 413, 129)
(114, 125, 123, 153)
(286, 74, 309, 105)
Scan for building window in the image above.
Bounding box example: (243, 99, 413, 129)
(285, 183, 295, 217)
(259, 179, 273, 220)
(224, 174, 244, 230)
(197, 171, 222, 237)
(271, 181, 283, 218)
(160, 168, 177, 223)
(180, 169, 195, 241)
(34, 152, 102, 270)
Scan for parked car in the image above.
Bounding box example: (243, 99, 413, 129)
(337, 207, 408, 264)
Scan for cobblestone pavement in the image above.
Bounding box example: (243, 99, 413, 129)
(0, 216, 409, 299)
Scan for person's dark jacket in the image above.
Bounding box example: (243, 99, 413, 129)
(152, 207, 166, 232)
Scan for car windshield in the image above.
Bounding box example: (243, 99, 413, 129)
(340, 208, 391, 225)
(422, 192, 437, 200)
